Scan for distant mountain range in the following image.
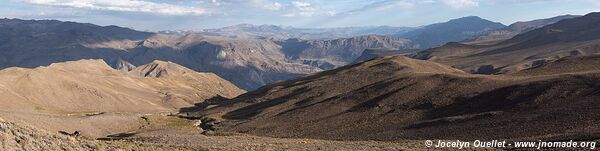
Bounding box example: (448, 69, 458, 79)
(163, 16, 507, 49)
(0, 14, 582, 90)
(0, 19, 416, 90)
(159, 24, 415, 40)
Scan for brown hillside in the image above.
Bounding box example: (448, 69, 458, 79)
(0, 59, 244, 137)
(184, 56, 600, 141)
(512, 55, 600, 76)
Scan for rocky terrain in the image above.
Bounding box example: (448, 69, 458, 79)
(0, 118, 198, 150)
(1, 115, 432, 150)
(277, 35, 416, 70)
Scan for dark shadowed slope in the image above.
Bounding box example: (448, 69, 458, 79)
(396, 16, 506, 48)
(183, 55, 600, 141)
(500, 12, 600, 47)
(465, 15, 580, 45)
(353, 48, 417, 63)
(0, 19, 153, 69)
(412, 12, 600, 74)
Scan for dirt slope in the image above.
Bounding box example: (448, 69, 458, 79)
(0, 59, 243, 113)
(512, 55, 600, 76)
(184, 56, 600, 141)
(0, 59, 244, 137)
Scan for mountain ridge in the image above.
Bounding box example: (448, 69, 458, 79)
(465, 15, 580, 45)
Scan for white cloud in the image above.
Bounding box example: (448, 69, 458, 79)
(588, 0, 600, 6)
(262, 1, 282, 10)
(23, 0, 207, 15)
(343, 0, 426, 14)
(443, 0, 479, 9)
(206, 0, 282, 11)
(287, 1, 317, 17)
(291, 1, 311, 8)
(375, 1, 415, 11)
(210, 0, 222, 6)
(282, 13, 296, 17)
(326, 11, 337, 16)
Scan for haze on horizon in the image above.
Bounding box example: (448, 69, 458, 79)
(1, 0, 599, 31)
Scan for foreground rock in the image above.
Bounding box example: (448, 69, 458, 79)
(0, 120, 197, 150)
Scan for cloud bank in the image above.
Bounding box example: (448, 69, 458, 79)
(23, 0, 207, 15)
(443, 0, 479, 9)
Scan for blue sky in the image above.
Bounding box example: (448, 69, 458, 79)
(1, 0, 599, 31)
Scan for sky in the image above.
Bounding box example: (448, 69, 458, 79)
(1, 0, 599, 31)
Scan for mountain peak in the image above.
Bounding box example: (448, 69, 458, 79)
(150, 60, 171, 65)
(113, 58, 136, 72)
(456, 16, 483, 20)
(131, 60, 195, 78)
(447, 16, 503, 25)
